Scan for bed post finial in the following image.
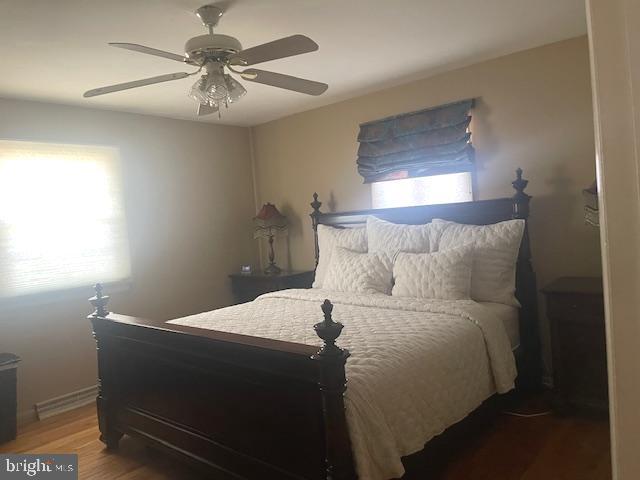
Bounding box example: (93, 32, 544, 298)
(310, 193, 323, 268)
(311, 192, 322, 214)
(312, 300, 355, 480)
(90, 283, 110, 318)
(512, 168, 531, 219)
(313, 300, 347, 358)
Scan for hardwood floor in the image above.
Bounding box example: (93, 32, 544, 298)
(0, 403, 611, 479)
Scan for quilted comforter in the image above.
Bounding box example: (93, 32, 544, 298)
(168, 289, 517, 480)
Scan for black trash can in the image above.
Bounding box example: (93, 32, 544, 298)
(0, 353, 20, 443)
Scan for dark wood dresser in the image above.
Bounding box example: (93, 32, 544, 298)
(229, 270, 315, 304)
(542, 277, 608, 414)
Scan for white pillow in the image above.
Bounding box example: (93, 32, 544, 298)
(323, 247, 393, 294)
(367, 216, 432, 259)
(313, 225, 367, 288)
(431, 219, 525, 306)
(392, 247, 473, 300)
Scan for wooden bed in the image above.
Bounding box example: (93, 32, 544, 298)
(88, 169, 541, 480)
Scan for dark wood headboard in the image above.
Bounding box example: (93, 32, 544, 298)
(308, 169, 542, 390)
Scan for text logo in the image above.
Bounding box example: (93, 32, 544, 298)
(0, 455, 77, 479)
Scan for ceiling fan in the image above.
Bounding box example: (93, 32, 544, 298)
(83, 3, 328, 117)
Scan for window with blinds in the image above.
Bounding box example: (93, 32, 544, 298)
(359, 99, 476, 209)
(356, 99, 475, 183)
(0, 140, 131, 300)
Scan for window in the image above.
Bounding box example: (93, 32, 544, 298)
(371, 172, 473, 209)
(0, 140, 131, 300)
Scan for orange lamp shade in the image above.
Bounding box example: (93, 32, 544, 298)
(253, 203, 288, 239)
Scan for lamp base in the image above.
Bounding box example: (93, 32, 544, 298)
(264, 263, 282, 275)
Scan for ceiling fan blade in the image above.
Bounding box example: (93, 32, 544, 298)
(109, 42, 190, 63)
(198, 103, 219, 116)
(83, 72, 190, 98)
(240, 69, 328, 96)
(229, 35, 318, 66)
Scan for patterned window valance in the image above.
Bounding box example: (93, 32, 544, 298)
(356, 98, 475, 183)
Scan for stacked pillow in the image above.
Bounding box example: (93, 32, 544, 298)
(367, 216, 431, 258)
(313, 224, 367, 288)
(323, 247, 393, 295)
(392, 246, 473, 300)
(431, 219, 525, 306)
(313, 215, 524, 306)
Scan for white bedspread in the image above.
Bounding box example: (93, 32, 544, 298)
(168, 289, 517, 480)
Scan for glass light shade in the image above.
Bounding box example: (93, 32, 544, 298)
(225, 74, 246, 103)
(188, 67, 247, 114)
(205, 69, 228, 101)
(189, 76, 210, 105)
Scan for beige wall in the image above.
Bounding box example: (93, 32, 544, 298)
(252, 36, 602, 376)
(0, 98, 257, 421)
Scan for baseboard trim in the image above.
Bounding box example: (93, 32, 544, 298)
(35, 385, 98, 421)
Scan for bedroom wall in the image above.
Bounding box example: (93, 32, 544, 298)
(0, 98, 258, 422)
(251, 35, 601, 378)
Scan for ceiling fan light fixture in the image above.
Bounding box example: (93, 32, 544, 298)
(188, 64, 246, 112)
(86, 4, 328, 118)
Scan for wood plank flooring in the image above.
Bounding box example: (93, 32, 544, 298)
(0, 403, 611, 479)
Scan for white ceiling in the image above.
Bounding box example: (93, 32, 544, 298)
(0, 0, 586, 127)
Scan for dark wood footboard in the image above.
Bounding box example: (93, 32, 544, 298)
(89, 287, 355, 480)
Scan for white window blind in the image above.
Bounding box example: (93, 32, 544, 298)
(0, 140, 131, 299)
(371, 172, 473, 209)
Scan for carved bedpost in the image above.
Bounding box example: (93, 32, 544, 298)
(310, 193, 322, 268)
(90, 283, 110, 318)
(89, 284, 122, 450)
(511, 169, 543, 390)
(511, 168, 534, 267)
(511, 168, 530, 220)
(312, 300, 356, 480)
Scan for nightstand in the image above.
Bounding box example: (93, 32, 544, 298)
(542, 277, 608, 415)
(229, 270, 315, 304)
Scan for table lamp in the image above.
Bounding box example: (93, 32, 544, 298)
(253, 203, 288, 275)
